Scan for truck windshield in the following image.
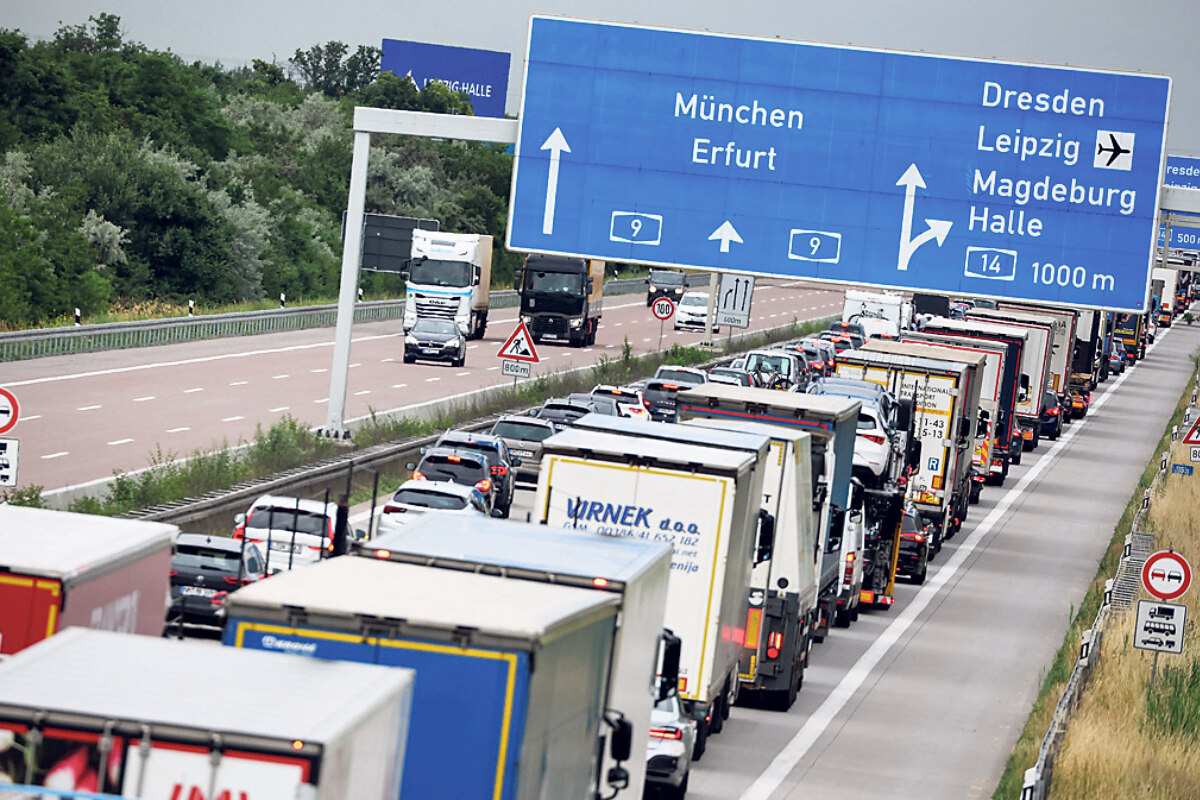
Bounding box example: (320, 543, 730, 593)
(525, 270, 583, 294)
(408, 258, 472, 288)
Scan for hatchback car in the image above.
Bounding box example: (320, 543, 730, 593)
(673, 291, 718, 332)
(647, 269, 687, 306)
(654, 365, 708, 387)
(640, 379, 688, 423)
(490, 415, 558, 483)
(896, 510, 931, 584)
(375, 479, 491, 537)
(645, 690, 696, 798)
(167, 534, 265, 627)
(233, 494, 338, 574)
(429, 431, 521, 517)
(591, 385, 651, 419)
(410, 447, 498, 513)
(1039, 390, 1065, 441)
(535, 397, 597, 426)
(404, 317, 466, 367)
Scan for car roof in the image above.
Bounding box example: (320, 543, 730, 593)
(395, 479, 481, 498)
(420, 447, 488, 465)
(438, 430, 502, 446)
(175, 533, 244, 552)
(249, 494, 334, 516)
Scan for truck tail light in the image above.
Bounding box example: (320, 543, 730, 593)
(766, 631, 783, 660)
(649, 727, 683, 740)
(475, 478, 493, 493)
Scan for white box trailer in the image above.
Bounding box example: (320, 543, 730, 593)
(572, 412, 816, 711)
(225, 557, 620, 800)
(993, 302, 1077, 394)
(355, 515, 671, 798)
(0, 627, 413, 800)
(963, 308, 1055, 450)
(685, 417, 817, 710)
(842, 289, 908, 338)
(535, 427, 761, 756)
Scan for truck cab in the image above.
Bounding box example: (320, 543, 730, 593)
(518, 254, 604, 346)
(404, 229, 492, 339)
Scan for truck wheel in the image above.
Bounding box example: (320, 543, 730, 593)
(709, 692, 725, 734)
(587, 321, 598, 346)
(835, 603, 852, 628)
(850, 597, 860, 622)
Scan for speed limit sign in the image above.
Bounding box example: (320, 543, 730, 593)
(651, 297, 676, 321)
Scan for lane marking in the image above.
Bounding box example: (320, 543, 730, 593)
(77, 404, 102, 411)
(314, 398, 329, 404)
(311, 368, 327, 374)
(354, 390, 371, 396)
(425, 377, 441, 383)
(487, 366, 500, 371)
(349, 362, 362, 368)
(107, 438, 134, 446)
(229, 380, 248, 386)
(273, 374, 289, 379)
(167, 427, 190, 433)
(738, 323, 1158, 799)
(42, 451, 69, 459)
(184, 387, 203, 394)
(381, 358, 394, 363)
(21, 415, 41, 421)
(222, 416, 244, 423)
(456, 372, 470, 377)
(133, 396, 155, 402)
(269, 406, 289, 413)
(391, 384, 407, 389)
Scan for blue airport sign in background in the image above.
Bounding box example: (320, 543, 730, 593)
(1165, 155, 1200, 190)
(381, 39, 510, 118)
(508, 18, 1171, 312)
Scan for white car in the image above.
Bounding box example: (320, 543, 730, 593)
(853, 404, 894, 488)
(375, 480, 490, 537)
(645, 691, 696, 798)
(673, 291, 719, 332)
(233, 494, 339, 574)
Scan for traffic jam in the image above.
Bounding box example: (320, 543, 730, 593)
(2, 263, 1196, 800)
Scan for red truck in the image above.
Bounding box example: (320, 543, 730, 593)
(0, 505, 176, 655)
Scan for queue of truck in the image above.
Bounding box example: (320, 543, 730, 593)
(0, 281, 1188, 799)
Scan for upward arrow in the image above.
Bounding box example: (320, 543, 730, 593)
(541, 128, 570, 235)
(709, 221, 743, 254)
(896, 164, 952, 271)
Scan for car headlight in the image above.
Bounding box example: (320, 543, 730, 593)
(405, 335, 418, 345)
(445, 338, 463, 349)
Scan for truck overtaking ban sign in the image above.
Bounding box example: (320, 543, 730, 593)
(0, 388, 18, 435)
(651, 297, 676, 321)
(1142, 550, 1192, 601)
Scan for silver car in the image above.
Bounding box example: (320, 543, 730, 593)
(375, 480, 490, 537)
(645, 691, 696, 798)
(489, 415, 559, 484)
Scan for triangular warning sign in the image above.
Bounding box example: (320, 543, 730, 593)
(1183, 417, 1200, 446)
(497, 321, 540, 363)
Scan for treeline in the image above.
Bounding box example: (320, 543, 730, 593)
(0, 13, 519, 327)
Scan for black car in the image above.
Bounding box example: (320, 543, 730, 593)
(167, 534, 265, 627)
(1039, 389, 1065, 441)
(641, 378, 687, 422)
(429, 430, 521, 516)
(410, 447, 498, 513)
(896, 510, 930, 583)
(536, 397, 598, 426)
(646, 269, 687, 306)
(404, 318, 466, 367)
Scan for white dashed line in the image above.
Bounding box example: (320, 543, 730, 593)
(354, 390, 371, 396)
(456, 372, 470, 377)
(311, 368, 327, 374)
(381, 358, 395, 363)
(21, 415, 41, 421)
(222, 416, 244, 423)
(167, 427, 190, 433)
(315, 398, 329, 404)
(229, 380, 248, 386)
(77, 405, 102, 411)
(426, 377, 441, 383)
(269, 406, 289, 413)
(107, 438, 134, 446)
(487, 366, 500, 371)
(133, 396, 155, 402)
(42, 451, 69, 459)
(184, 387, 203, 394)
(273, 374, 289, 379)
(350, 363, 362, 368)
(468, 345, 479, 350)
(392, 384, 407, 389)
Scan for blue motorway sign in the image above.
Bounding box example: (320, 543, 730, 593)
(508, 18, 1171, 312)
(1165, 155, 1200, 189)
(1172, 464, 1194, 476)
(1159, 225, 1200, 250)
(381, 38, 510, 117)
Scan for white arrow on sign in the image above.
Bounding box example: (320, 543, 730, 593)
(896, 164, 952, 271)
(541, 128, 571, 235)
(709, 220, 743, 253)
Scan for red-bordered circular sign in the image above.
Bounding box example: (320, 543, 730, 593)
(651, 297, 676, 321)
(1142, 550, 1192, 601)
(0, 387, 18, 435)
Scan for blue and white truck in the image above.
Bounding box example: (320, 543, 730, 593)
(675, 385, 865, 627)
(0, 628, 413, 800)
(403, 229, 492, 339)
(223, 556, 624, 800)
(535, 426, 763, 759)
(354, 514, 672, 800)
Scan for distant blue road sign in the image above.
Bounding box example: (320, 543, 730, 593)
(1165, 155, 1200, 190)
(1172, 464, 1194, 476)
(381, 39, 510, 118)
(1159, 226, 1200, 250)
(508, 18, 1170, 312)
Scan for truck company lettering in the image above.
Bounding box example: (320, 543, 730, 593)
(674, 92, 803, 173)
(260, 635, 318, 655)
(566, 497, 652, 528)
(90, 589, 140, 633)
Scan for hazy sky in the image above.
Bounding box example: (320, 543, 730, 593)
(5, 1, 1199, 155)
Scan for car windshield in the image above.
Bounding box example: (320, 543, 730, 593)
(173, 545, 241, 571)
(680, 294, 708, 307)
(492, 420, 555, 442)
(745, 354, 793, 377)
(525, 270, 583, 294)
(413, 319, 459, 336)
(247, 507, 329, 535)
(419, 455, 487, 482)
(539, 403, 589, 422)
(391, 488, 469, 510)
(407, 258, 472, 287)
(902, 514, 921, 534)
(650, 270, 685, 286)
(656, 368, 705, 386)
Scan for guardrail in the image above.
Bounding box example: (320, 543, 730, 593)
(0, 276, 704, 362)
(1019, 371, 1198, 799)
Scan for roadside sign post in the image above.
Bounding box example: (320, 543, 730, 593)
(651, 296, 676, 350)
(508, 17, 1170, 311)
(497, 321, 540, 386)
(1139, 550, 1192, 685)
(717, 273, 755, 329)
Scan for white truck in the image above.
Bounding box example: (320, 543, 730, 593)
(0, 627, 413, 800)
(994, 302, 1077, 395)
(836, 341, 985, 544)
(535, 426, 763, 759)
(1152, 266, 1179, 327)
(572, 412, 816, 712)
(403, 228, 492, 339)
(225, 556, 623, 800)
(964, 308, 1056, 451)
(842, 288, 910, 339)
(356, 514, 672, 798)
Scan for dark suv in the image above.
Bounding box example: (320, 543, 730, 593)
(647, 270, 687, 306)
(167, 534, 265, 628)
(410, 448, 498, 513)
(429, 431, 521, 516)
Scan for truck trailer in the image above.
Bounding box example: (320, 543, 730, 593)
(355, 515, 671, 797)
(0, 628, 413, 799)
(535, 426, 763, 757)
(224, 557, 623, 800)
(963, 308, 1055, 450)
(404, 229, 492, 339)
(519, 253, 604, 346)
(993, 302, 1077, 395)
(675, 385, 867, 623)
(0, 505, 176, 655)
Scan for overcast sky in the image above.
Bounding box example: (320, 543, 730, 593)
(5, 1, 1198, 155)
